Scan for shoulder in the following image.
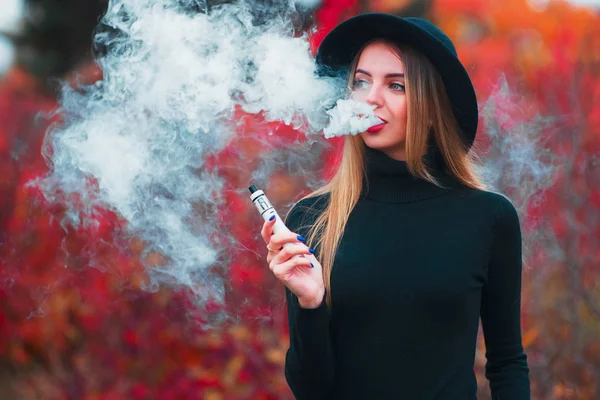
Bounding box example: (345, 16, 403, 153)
(451, 182, 517, 211)
(488, 191, 521, 236)
(458, 186, 521, 231)
(448, 183, 521, 228)
(473, 189, 519, 222)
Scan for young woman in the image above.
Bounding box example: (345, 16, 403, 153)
(260, 13, 530, 399)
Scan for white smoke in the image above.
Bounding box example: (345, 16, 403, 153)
(294, 0, 322, 9)
(323, 98, 383, 138)
(0, 0, 23, 75)
(479, 77, 558, 197)
(478, 76, 562, 255)
(36, 0, 358, 322)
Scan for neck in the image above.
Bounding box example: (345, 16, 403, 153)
(379, 147, 407, 161)
(361, 146, 453, 203)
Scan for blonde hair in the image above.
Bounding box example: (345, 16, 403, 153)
(290, 40, 485, 307)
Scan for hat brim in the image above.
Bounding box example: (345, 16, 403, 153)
(315, 13, 478, 149)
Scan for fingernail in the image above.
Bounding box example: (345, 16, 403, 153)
(269, 215, 275, 221)
(308, 248, 315, 254)
(310, 262, 314, 268)
(297, 235, 306, 243)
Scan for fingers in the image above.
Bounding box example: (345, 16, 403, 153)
(260, 215, 277, 244)
(272, 242, 312, 264)
(269, 230, 307, 250)
(268, 240, 311, 264)
(261, 215, 312, 265)
(270, 252, 313, 280)
(261, 216, 308, 250)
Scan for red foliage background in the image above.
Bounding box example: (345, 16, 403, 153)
(0, 0, 599, 399)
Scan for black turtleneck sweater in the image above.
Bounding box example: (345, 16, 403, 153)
(283, 147, 530, 399)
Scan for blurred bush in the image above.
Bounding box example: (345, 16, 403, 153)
(0, 0, 599, 398)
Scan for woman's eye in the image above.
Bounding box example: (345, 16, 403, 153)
(390, 82, 405, 91)
(352, 79, 370, 90)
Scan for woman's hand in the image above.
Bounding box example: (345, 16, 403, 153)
(261, 216, 325, 308)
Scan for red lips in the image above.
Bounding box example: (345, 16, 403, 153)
(367, 117, 387, 133)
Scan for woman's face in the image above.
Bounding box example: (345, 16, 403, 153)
(352, 41, 408, 160)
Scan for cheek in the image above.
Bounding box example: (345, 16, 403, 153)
(388, 96, 407, 124)
(351, 89, 368, 102)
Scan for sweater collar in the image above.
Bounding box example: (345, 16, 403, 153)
(361, 146, 453, 203)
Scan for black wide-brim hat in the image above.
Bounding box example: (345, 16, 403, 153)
(315, 13, 479, 149)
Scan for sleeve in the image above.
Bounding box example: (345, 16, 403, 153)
(283, 200, 336, 400)
(480, 194, 531, 399)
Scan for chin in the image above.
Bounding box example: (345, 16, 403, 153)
(361, 136, 400, 151)
(361, 136, 406, 157)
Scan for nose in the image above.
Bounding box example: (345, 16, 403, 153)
(364, 85, 383, 108)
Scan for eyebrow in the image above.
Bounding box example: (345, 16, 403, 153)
(355, 68, 404, 78)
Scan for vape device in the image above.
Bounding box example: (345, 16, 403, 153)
(248, 184, 320, 268)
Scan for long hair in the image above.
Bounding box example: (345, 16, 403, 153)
(291, 40, 485, 307)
